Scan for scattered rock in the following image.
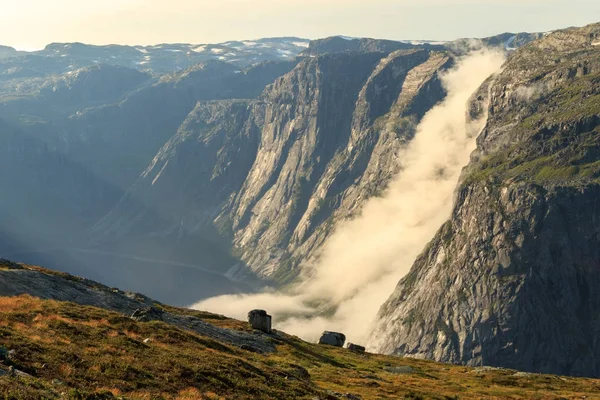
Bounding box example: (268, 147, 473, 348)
(326, 391, 362, 400)
(347, 343, 365, 353)
(248, 309, 272, 333)
(143, 338, 152, 344)
(384, 366, 415, 374)
(319, 331, 346, 347)
(7, 350, 16, 360)
(130, 306, 164, 322)
(52, 378, 64, 386)
(12, 368, 33, 378)
(7, 366, 14, 377)
(513, 371, 535, 377)
(470, 366, 506, 374)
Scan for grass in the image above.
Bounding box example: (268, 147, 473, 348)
(1, 295, 600, 399)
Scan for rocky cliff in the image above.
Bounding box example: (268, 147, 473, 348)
(95, 49, 453, 282)
(370, 22, 600, 377)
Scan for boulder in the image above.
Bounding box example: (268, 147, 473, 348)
(248, 309, 272, 333)
(347, 343, 366, 353)
(319, 331, 346, 347)
(131, 306, 164, 322)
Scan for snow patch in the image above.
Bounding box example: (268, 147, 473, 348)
(138, 48, 148, 54)
(593, 41, 600, 46)
(211, 48, 225, 54)
(192, 45, 206, 52)
(291, 41, 309, 48)
(243, 41, 258, 47)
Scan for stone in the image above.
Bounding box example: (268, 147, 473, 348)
(384, 366, 414, 374)
(347, 343, 366, 353)
(248, 309, 272, 333)
(318, 331, 346, 347)
(131, 306, 164, 322)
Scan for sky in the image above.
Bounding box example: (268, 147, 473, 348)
(2, 0, 600, 50)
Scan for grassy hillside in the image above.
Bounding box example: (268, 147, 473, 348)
(1, 293, 600, 399)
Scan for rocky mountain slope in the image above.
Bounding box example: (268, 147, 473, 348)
(94, 48, 453, 282)
(370, 23, 600, 378)
(1, 259, 599, 399)
(0, 30, 558, 307)
(0, 58, 298, 304)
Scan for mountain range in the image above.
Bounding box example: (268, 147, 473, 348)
(0, 23, 599, 381)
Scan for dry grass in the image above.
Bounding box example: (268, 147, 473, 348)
(0, 295, 599, 399)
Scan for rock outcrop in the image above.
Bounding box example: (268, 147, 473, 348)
(319, 331, 346, 347)
(95, 48, 452, 283)
(248, 309, 272, 333)
(370, 22, 600, 377)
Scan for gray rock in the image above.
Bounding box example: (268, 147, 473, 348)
(319, 331, 346, 347)
(384, 366, 414, 374)
(131, 306, 164, 322)
(93, 49, 452, 284)
(248, 309, 272, 333)
(370, 22, 600, 378)
(347, 343, 366, 353)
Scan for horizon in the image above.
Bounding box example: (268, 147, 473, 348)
(3, 0, 599, 51)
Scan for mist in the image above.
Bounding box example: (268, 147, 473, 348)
(193, 49, 505, 346)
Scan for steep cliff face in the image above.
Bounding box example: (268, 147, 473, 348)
(228, 50, 451, 279)
(371, 23, 600, 377)
(0, 60, 297, 301)
(96, 49, 453, 281)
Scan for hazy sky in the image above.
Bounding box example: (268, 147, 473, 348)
(3, 0, 599, 50)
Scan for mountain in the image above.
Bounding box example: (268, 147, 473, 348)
(0, 28, 549, 307)
(370, 23, 600, 377)
(1, 260, 599, 399)
(92, 48, 453, 284)
(0, 38, 309, 80)
(0, 58, 299, 305)
(300, 32, 542, 58)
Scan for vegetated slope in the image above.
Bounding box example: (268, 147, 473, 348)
(0, 260, 599, 399)
(95, 48, 453, 282)
(371, 22, 600, 378)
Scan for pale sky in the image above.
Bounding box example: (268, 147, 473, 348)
(2, 0, 600, 50)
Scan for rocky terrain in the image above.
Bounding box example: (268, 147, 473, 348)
(0, 30, 542, 304)
(94, 48, 453, 282)
(1, 259, 600, 399)
(1, 24, 598, 380)
(371, 23, 600, 377)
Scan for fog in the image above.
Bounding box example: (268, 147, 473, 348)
(193, 49, 505, 346)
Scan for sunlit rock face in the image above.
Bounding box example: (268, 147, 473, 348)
(370, 22, 600, 378)
(97, 49, 453, 281)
